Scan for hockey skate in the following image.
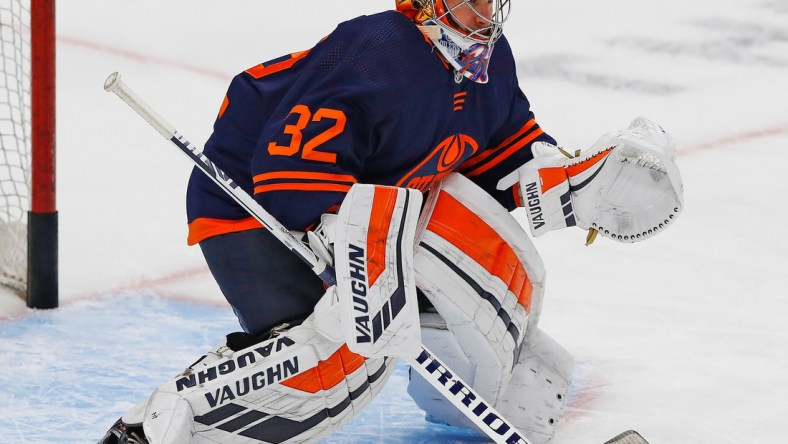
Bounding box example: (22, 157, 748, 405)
(98, 417, 148, 444)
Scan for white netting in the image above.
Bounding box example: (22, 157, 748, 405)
(0, 0, 30, 293)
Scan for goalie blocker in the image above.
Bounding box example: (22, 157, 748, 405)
(331, 184, 423, 359)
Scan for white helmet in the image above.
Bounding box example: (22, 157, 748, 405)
(396, 0, 511, 83)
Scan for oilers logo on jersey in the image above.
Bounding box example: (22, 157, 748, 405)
(397, 133, 479, 191)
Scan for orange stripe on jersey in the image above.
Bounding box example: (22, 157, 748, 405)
(187, 217, 264, 246)
(459, 119, 537, 171)
(453, 93, 466, 111)
(464, 127, 544, 177)
(539, 167, 568, 194)
(245, 50, 310, 79)
(566, 147, 614, 178)
(253, 182, 352, 194)
(281, 344, 366, 393)
(495, 119, 537, 151)
(427, 192, 533, 311)
(367, 187, 398, 287)
(253, 171, 357, 185)
(218, 95, 229, 120)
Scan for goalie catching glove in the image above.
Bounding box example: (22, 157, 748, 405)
(497, 117, 684, 243)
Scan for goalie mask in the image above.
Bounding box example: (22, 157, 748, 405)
(396, 0, 511, 83)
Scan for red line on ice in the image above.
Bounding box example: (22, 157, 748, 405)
(59, 35, 231, 80)
(124, 265, 213, 290)
(683, 122, 788, 155)
(68, 265, 228, 308)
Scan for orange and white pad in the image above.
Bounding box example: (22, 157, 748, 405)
(409, 173, 547, 416)
(332, 184, 424, 359)
(130, 315, 395, 444)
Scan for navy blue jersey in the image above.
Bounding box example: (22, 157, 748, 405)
(186, 10, 555, 245)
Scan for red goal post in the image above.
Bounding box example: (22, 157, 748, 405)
(29, 0, 57, 308)
(0, 0, 57, 308)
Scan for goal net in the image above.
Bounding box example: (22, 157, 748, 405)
(0, 0, 30, 294)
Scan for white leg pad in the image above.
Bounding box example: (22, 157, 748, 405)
(408, 322, 573, 444)
(412, 173, 548, 408)
(497, 327, 575, 444)
(406, 316, 476, 429)
(144, 392, 195, 444)
(134, 315, 396, 444)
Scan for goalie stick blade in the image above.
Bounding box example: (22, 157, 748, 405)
(604, 430, 649, 444)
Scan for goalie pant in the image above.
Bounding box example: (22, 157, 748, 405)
(118, 315, 395, 444)
(408, 173, 575, 444)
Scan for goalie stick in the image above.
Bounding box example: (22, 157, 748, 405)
(104, 72, 648, 444)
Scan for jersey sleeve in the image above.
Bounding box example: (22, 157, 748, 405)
(460, 88, 557, 211)
(186, 70, 276, 227)
(247, 28, 394, 231)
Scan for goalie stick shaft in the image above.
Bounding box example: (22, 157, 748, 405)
(104, 72, 647, 444)
(103, 72, 334, 287)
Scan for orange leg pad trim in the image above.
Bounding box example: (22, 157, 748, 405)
(281, 344, 366, 394)
(426, 192, 533, 312)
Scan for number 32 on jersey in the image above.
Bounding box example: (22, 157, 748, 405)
(267, 104, 346, 164)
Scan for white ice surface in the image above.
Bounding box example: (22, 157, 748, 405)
(1, 0, 788, 443)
